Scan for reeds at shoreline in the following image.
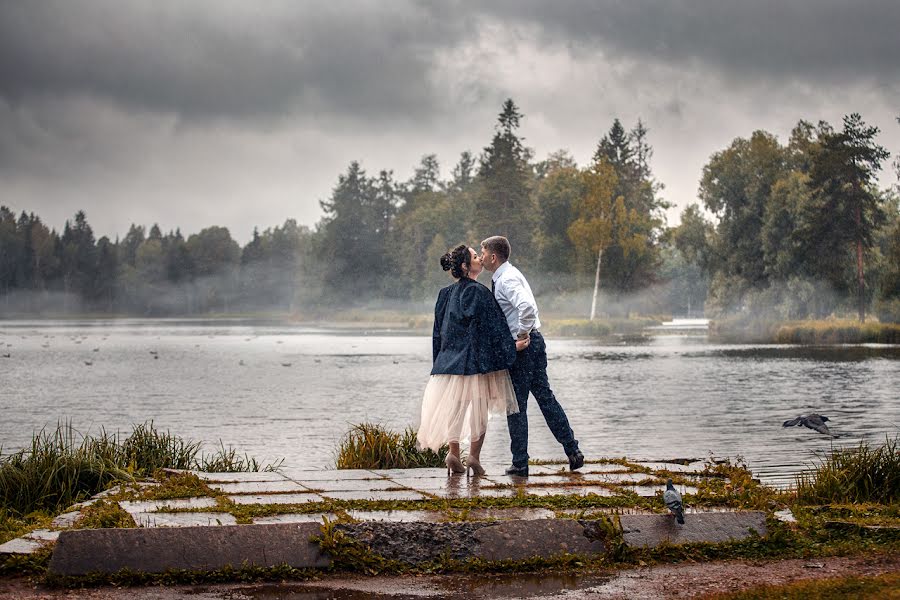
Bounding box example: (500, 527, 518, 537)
(796, 437, 900, 504)
(336, 423, 447, 469)
(0, 422, 280, 517)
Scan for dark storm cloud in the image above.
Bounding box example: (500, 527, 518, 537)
(480, 0, 900, 86)
(0, 1, 471, 122)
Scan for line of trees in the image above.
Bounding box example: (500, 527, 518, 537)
(0, 102, 898, 321)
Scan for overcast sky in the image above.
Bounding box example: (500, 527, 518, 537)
(1, 1, 898, 244)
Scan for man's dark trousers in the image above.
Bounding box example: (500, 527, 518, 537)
(507, 331, 578, 469)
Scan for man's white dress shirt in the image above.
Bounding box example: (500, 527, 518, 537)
(491, 261, 541, 340)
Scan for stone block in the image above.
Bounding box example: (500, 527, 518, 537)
(619, 511, 767, 548)
(48, 523, 330, 575)
(474, 519, 605, 561)
(0, 537, 46, 555)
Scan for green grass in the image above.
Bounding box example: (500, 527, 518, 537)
(336, 423, 448, 469)
(73, 498, 136, 529)
(0, 422, 281, 517)
(796, 437, 900, 505)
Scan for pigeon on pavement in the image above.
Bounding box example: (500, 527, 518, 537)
(664, 479, 685, 524)
(782, 414, 831, 435)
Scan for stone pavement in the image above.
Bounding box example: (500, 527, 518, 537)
(1, 458, 769, 576)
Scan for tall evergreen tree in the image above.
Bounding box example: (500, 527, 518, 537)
(476, 99, 535, 262)
(803, 114, 890, 321)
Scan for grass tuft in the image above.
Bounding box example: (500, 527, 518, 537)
(0, 422, 281, 517)
(336, 423, 447, 469)
(797, 437, 900, 505)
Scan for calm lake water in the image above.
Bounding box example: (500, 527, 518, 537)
(1, 319, 898, 487)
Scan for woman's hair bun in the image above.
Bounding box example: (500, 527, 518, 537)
(440, 253, 453, 271)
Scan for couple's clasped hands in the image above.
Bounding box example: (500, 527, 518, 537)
(515, 336, 530, 352)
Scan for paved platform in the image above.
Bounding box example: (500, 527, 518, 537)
(2, 458, 768, 576)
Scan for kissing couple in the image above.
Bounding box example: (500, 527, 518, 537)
(417, 235, 584, 477)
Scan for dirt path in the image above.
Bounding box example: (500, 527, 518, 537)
(2, 553, 898, 599)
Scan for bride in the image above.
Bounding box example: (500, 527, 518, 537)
(416, 244, 524, 475)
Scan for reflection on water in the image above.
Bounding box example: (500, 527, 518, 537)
(1, 320, 898, 488)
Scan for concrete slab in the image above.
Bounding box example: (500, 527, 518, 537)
(0, 537, 46, 555)
(48, 523, 331, 575)
(635, 461, 706, 474)
(209, 481, 311, 494)
(619, 511, 767, 548)
(319, 490, 427, 502)
(431, 486, 518, 499)
(252, 513, 336, 525)
(24, 529, 61, 542)
(369, 468, 448, 479)
(118, 498, 218, 514)
(133, 512, 237, 528)
(625, 484, 699, 498)
(521, 486, 615, 497)
(280, 468, 379, 481)
(584, 463, 636, 473)
(474, 520, 605, 561)
(228, 492, 325, 505)
(51, 511, 81, 528)
(463, 508, 557, 521)
(346, 509, 446, 523)
(300, 478, 404, 492)
(179, 470, 290, 483)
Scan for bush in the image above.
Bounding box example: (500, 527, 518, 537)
(796, 437, 900, 504)
(874, 297, 900, 324)
(336, 423, 447, 469)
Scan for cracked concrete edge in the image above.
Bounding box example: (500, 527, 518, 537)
(43, 512, 769, 575)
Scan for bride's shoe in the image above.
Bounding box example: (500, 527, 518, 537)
(445, 454, 465, 475)
(466, 458, 486, 477)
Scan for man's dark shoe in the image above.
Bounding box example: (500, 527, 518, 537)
(568, 449, 585, 471)
(504, 465, 529, 477)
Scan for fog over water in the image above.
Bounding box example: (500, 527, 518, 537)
(1, 319, 897, 487)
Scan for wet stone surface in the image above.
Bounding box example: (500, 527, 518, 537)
(134, 512, 237, 528)
(475, 519, 606, 561)
(635, 461, 706, 473)
(346, 509, 447, 523)
(252, 513, 337, 525)
(119, 497, 219, 514)
(209, 480, 312, 494)
(620, 511, 768, 548)
(302, 478, 404, 492)
(228, 492, 325, 505)
(320, 489, 427, 502)
(0, 537, 46, 555)
(281, 468, 379, 481)
(181, 470, 290, 483)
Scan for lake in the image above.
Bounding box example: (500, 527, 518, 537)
(1, 318, 898, 487)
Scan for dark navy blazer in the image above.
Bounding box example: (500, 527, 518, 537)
(431, 278, 517, 375)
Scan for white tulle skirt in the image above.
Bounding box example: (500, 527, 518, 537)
(416, 370, 519, 452)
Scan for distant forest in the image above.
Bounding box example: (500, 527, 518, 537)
(1, 101, 898, 321)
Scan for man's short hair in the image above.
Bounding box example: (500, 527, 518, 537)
(481, 236, 511, 262)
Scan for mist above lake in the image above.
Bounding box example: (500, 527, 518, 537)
(1, 319, 898, 487)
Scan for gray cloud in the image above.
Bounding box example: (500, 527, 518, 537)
(0, 1, 897, 244)
(480, 0, 900, 87)
(0, 1, 471, 122)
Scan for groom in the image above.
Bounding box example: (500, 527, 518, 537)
(480, 235, 584, 477)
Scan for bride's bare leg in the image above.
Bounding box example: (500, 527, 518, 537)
(445, 441, 465, 474)
(466, 435, 486, 476)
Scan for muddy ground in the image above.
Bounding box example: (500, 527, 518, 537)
(2, 553, 899, 599)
